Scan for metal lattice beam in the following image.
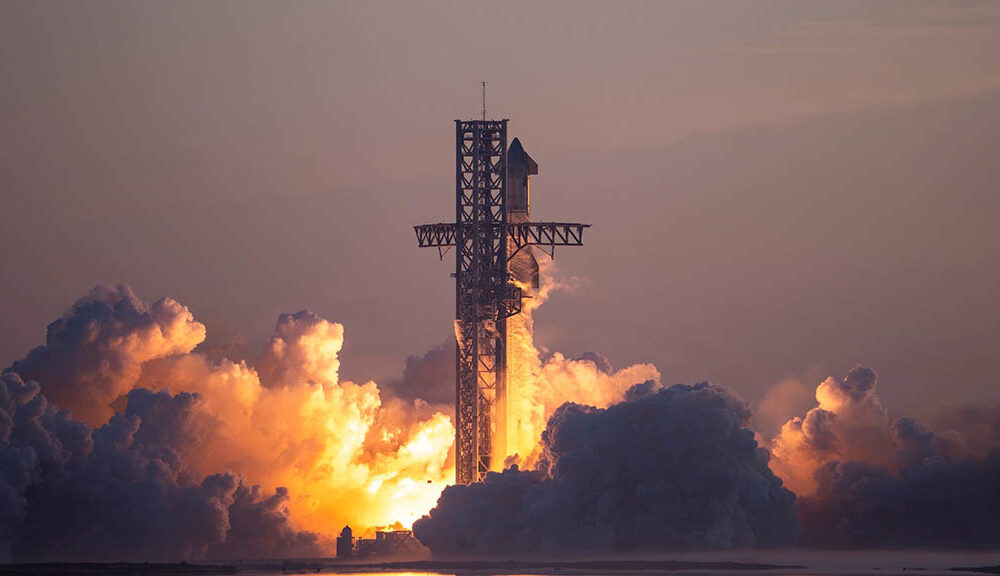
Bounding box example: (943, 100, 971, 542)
(415, 222, 590, 256)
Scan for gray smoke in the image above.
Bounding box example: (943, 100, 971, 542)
(9, 285, 205, 427)
(798, 417, 1000, 548)
(9, 286, 1000, 557)
(0, 371, 322, 561)
(0, 286, 325, 562)
(383, 338, 455, 405)
(769, 366, 1000, 549)
(413, 382, 800, 555)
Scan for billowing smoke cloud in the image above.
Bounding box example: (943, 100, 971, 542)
(413, 382, 800, 555)
(772, 366, 1000, 548)
(9, 286, 205, 427)
(1, 285, 455, 561)
(0, 273, 668, 560)
(770, 366, 896, 496)
(799, 449, 1000, 548)
(11, 280, 998, 558)
(0, 372, 321, 561)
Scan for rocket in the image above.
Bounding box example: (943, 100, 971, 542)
(507, 137, 540, 291)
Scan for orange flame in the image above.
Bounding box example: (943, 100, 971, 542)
(76, 262, 659, 551)
(135, 313, 454, 541)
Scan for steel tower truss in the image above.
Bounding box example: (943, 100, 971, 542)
(415, 119, 589, 485)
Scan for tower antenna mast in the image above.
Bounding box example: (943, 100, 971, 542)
(481, 81, 487, 121)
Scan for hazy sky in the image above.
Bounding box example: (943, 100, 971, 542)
(2, 0, 1000, 417)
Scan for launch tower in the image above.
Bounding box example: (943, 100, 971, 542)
(415, 118, 588, 484)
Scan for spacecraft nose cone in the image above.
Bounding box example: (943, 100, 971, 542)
(508, 138, 538, 175)
(509, 137, 526, 159)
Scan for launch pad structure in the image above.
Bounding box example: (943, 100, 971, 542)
(415, 118, 589, 484)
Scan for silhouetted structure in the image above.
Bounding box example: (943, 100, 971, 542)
(336, 525, 423, 558)
(415, 119, 588, 484)
(336, 525, 354, 558)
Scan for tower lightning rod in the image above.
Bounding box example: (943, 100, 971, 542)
(482, 81, 487, 121)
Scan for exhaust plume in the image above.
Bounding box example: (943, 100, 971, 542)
(8, 281, 998, 558)
(0, 371, 322, 561)
(1, 286, 454, 560)
(506, 263, 660, 466)
(413, 381, 801, 554)
(0, 267, 665, 561)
